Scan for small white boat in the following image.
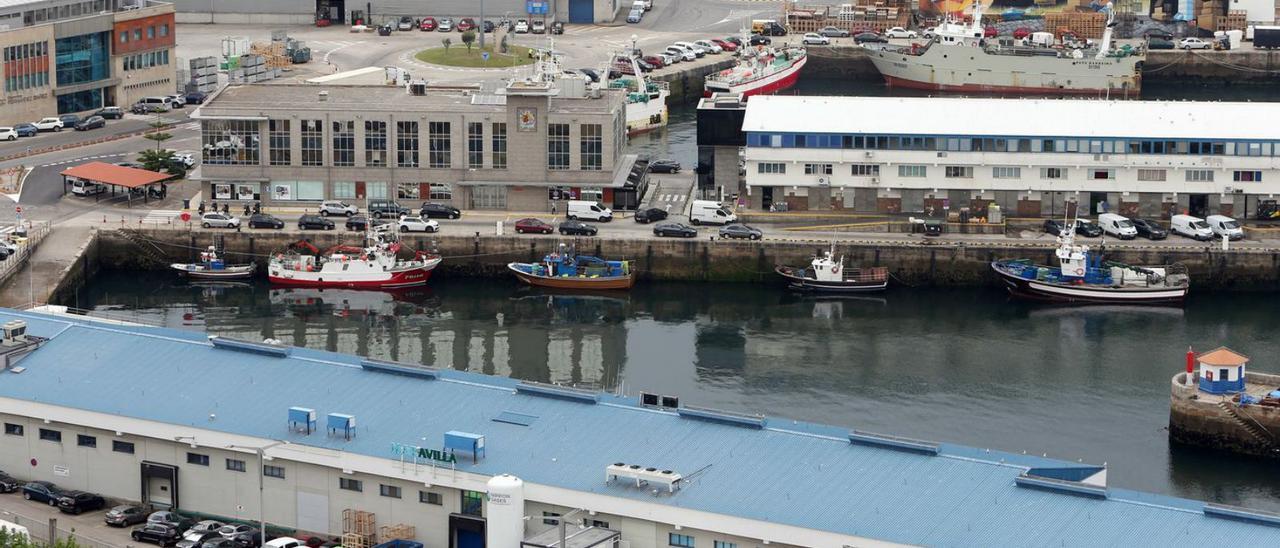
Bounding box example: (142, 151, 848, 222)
(171, 246, 256, 280)
(775, 245, 888, 293)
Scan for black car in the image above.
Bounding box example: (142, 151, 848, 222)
(229, 530, 263, 548)
(558, 220, 598, 236)
(1075, 219, 1103, 237)
(105, 505, 150, 527)
(0, 473, 20, 493)
(22, 481, 63, 504)
(1145, 29, 1174, 40)
(1147, 37, 1174, 50)
(718, 223, 763, 240)
(186, 91, 208, 105)
(57, 490, 106, 514)
(633, 207, 669, 224)
(368, 200, 410, 219)
(748, 34, 771, 46)
(1043, 219, 1065, 236)
(201, 539, 237, 548)
(149, 511, 195, 532)
(346, 215, 371, 231)
(648, 159, 681, 174)
(636, 59, 657, 72)
(482, 20, 496, 32)
(1131, 218, 1168, 240)
(133, 523, 183, 546)
(653, 222, 697, 238)
(420, 203, 461, 219)
(248, 213, 284, 229)
(176, 530, 224, 548)
(854, 32, 888, 44)
(58, 114, 81, 126)
(577, 68, 600, 83)
(75, 115, 106, 131)
(377, 24, 393, 36)
(551, 21, 564, 34)
(298, 215, 335, 230)
(95, 106, 124, 119)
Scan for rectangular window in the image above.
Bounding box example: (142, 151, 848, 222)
(226, 459, 246, 472)
(332, 182, 356, 199)
(419, 491, 443, 505)
(429, 122, 452, 168)
(542, 512, 562, 526)
(119, 31, 127, 43)
(301, 119, 324, 166)
(3, 423, 21, 436)
(77, 434, 96, 447)
(547, 123, 570, 170)
(1185, 169, 1214, 182)
(757, 162, 786, 174)
(1137, 169, 1166, 182)
(263, 465, 285, 479)
(429, 184, 452, 200)
(803, 163, 832, 175)
(1041, 167, 1066, 180)
(491, 123, 507, 169)
(714, 542, 737, 548)
(396, 182, 420, 200)
(468, 122, 484, 169)
(147, 26, 154, 39)
(366, 182, 388, 200)
(945, 166, 973, 178)
(39, 428, 61, 442)
(268, 119, 291, 166)
(850, 164, 879, 176)
(202, 120, 261, 166)
(55, 32, 109, 86)
(332, 121, 355, 167)
(1092, 169, 1115, 180)
(160, 24, 169, 37)
(585, 519, 610, 529)
(898, 165, 927, 178)
(186, 453, 209, 466)
(339, 478, 363, 492)
(669, 533, 695, 547)
(365, 121, 387, 167)
(1233, 170, 1263, 182)
(461, 490, 484, 517)
(992, 167, 1021, 179)
(396, 121, 419, 168)
(580, 123, 602, 171)
(113, 440, 134, 454)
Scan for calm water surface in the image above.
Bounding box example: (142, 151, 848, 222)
(77, 271, 1280, 512)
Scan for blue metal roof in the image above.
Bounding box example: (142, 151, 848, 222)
(2, 309, 1279, 546)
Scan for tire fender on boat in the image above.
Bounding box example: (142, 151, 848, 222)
(1074, 267, 1085, 276)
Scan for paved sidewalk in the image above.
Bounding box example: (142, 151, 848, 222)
(0, 225, 94, 308)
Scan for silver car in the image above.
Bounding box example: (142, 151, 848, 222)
(200, 213, 240, 229)
(318, 201, 358, 216)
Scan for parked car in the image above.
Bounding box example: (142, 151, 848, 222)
(818, 26, 850, 37)
(653, 222, 697, 238)
(397, 15, 413, 31)
(132, 102, 166, 114)
(1075, 219, 1103, 237)
(1206, 214, 1245, 240)
(1147, 37, 1175, 49)
(21, 481, 63, 504)
(105, 505, 150, 527)
(171, 150, 197, 168)
(694, 39, 723, 53)
(657, 52, 677, 65)
(648, 159, 681, 173)
(1180, 37, 1211, 50)
(133, 523, 183, 546)
(398, 216, 439, 233)
(642, 55, 667, 67)
(718, 223, 763, 240)
(56, 490, 106, 514)
(176, 530, 224, 548)
(1145, 29, 1174, 40)
(201, 539, 237, 548)
(749, 34, 771, 46)
(298, 214, 335, 230)
(1171, 214, 1213, 240)
(74, 115, 106, 131)
(514, 19, 529, 33)
(1098, 213, 1138, 239)
(801, 32, 830, 45)
(185, 91, 208, 105)
(627, 9, 643, 23)
(247, 213, 283, 229)
(633, 207, 669, 224)
(983, 25, 998, 38)
(0, 127, 16, 141)
(317, 200, 357, 216)
(345, 215, 371, 231)
(420, 202, 461, 219)
(95, 106, 125, 119)
(377, 24, 392, 36)
(368, 200, 410, 219)
(419, 17, 437, 31)
(513, 218, 554, 234)
(229, 531, 263, 548)
(0, 473, 21, 492)
(854, 32, 887, 44)
(200, 213, 240, 229)
(711, 38, 737, 51)
(1012, 27, 1031, 39)
(31, 117, 64, 132)
(531, 19, 546, 33)
(665, 46, 695, 62)
(216, 524, 254, 539)
(14, 123, 37, 137)
(558, 220, 598, 236)
(884, 27, 918, 39)
(437, 17, 453, 31)
(1130, 218, 1168, 240)
(674, 41, 707, 57)
(58, 113, 81, 126)
(483, 20, 496, 32)
(457, 18, 476, 31)
(551, 21, 564, 34)
(165, 94, 186, 108)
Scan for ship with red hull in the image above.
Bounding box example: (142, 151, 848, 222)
(268, 230, 442, 289)
(704, 44, 806, 98)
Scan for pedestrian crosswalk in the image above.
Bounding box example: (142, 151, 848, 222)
(657, 194, 687, 203)
(142, 210, 181, 224)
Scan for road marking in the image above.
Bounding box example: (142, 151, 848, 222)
(38, 152, 126, 168)
(322, 40, 365, 64)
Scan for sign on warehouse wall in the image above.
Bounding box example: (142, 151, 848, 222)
(391, 442, 458, 464)
(526, 0, 548, 15)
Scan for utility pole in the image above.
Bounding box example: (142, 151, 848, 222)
(227, 441, 288, 546)
(479, 0, 485, 49)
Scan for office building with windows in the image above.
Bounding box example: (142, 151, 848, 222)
(742, 96, 1280, 218)
(0, 0, 175, 123)
(192, 79, 644, 212)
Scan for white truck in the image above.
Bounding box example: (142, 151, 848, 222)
(566, 200, 613, 222)
(1205, 214, 1244, 240)
(690, 200, 737, 225)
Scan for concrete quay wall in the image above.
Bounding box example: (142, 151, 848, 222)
(649, 58, 738, 103)
(1169, 372, 1280, 459)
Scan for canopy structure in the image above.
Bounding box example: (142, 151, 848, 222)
(60, 162, 171, 206)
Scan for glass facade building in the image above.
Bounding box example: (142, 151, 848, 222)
(54, 31, 109, 86)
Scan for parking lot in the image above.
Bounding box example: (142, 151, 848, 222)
(0, 490, 129, 548)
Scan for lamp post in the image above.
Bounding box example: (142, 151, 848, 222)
(479, 0, 485, 49)
(227, 441, 288, 547)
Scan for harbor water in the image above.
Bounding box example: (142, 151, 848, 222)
(78, 272, 1280, 512)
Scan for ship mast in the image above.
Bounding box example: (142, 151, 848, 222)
(1095, 3, 1116, 59)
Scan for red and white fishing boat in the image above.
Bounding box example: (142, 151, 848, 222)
(704, 42, 806, 98)
(268, 229, 441, 289)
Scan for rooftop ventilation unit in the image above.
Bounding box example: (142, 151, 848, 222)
(640, 392, 679, 409)
(676, 405, 764, 429)
(1204, 503, 1280, 527)
(444, 431, 486, 464)
(408, 80, 428, 96)
(605, 463, 682, 493)
(360, 358, 439, 379)
(327, 413, 355, 440)
(209, 336, 290, 357)
(515, 381, 599, 404)
(288, 407, 316, 434)
(1, 321, 27, 347)
(848, 430, 940, 456)
(492, 411, 538, 426)
(1014, 474, 1108, 499)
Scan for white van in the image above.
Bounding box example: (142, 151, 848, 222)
(566, 200, 613, 222)
(1205, 214, 1244, 240)
(0, 519, 29, 541)
(71, 179, 106, 196)
(1097, 213, 1137, 239)
(690, 200, 737, 225)
(1170, 214, 1213, 241)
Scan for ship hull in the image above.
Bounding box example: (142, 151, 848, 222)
(508, 264, 635, 290)
(269, 264, 436, 289)
(704, 55, 807, 98)
(625, 94, 669, 135)
(868, 47, 1142, 95)
(992, 264, 1187, 304)
(171, 263, 256, 280)
(775, 265, 888, 293)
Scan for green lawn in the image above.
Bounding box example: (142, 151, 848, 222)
(414, 45, 534, 68)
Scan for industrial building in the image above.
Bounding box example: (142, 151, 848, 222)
(741, 96, 1280, 219)
(169, 0, 622, 25)
(0, 0, 176, 122)
(191, 76, 646, 212)
(2, 307, 1280, 548)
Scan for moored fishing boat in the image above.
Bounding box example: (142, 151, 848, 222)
(508, 244, 635, 290)
(268, 228, 441, 289)
(775, 245, 888, 292)
(609, 53, 670, 135)
(170, 246, 256, 280)
(704, 41, 806, 98)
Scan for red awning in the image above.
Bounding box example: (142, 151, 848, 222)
(60, 162, 170, 189)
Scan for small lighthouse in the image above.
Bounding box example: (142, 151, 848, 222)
(1195, 347, 1249, 395)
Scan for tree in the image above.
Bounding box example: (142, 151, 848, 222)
(441, 37, 452, 52)
(138, 148, 176, 173)
(142, 117, 172, 152)
(461, 30, 476, 53)
(0, 528, 82, 548)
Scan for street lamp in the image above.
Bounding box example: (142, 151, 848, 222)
(226, 441, 288, 547)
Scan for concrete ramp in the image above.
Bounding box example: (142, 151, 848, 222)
(0, 226, 96, 308)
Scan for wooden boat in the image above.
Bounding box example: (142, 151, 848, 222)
(508, 245, 635, 290)
(170, 247, 256, 280)
(775, 246, 888, 292)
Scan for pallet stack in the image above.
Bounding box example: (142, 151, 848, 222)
(1044, 12, 1107, 39)
(378, 525, 415, 542)
(187, 56, 218, 95)
(1217, 9, 1246, 31)
(342, 509, 376, 548)
(1195, 0, 1227, 31)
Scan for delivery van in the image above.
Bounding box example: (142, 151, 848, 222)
(1170, 214, 1213, 240)
(690, 200, 737, 225)
(1205, 214, 1244, 240)
(1097, 213, 1137, 239)
(566, 200, 613, 222)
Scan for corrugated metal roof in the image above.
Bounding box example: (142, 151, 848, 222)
(2, 309, 1279, 545)
(740, 96, 1280, 141)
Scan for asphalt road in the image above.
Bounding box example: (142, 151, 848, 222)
(0, 112, 192, 160)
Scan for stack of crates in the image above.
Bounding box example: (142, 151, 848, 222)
(239, 53, 268, 83)
(188, 57, 219, 94)
(342, 510, 376, 548)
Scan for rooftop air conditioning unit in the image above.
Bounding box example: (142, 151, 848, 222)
(1, 321, 26, 347)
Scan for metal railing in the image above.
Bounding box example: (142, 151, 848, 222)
(0, 220, 52, 287)
(0, 507, 123, 548)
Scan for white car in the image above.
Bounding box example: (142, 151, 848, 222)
(319, 201, 358, 216)
(0, 127, 16, 141)
(801, 33, 830, 45)
(0, 239, 18, 259)
(31, 117, 63, 132)
(514, 20, 529, 33)
(673, 41, 707, 57)
(200, 213, 240, 229)
(658, 52, 676, 65)
(665, 47, 694, 62)
(694, 39, 723, 53)
(921, 27, 937, 39)
(169, 150, 197, 168)
(1179, 37, 1211, 50)
(397, 216, 439, 233)
(165, 94, 186, 108)
(884, 27, 918, 39)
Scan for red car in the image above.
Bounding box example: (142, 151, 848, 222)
(1012, 27, 1030, 39)
(983, 25, 997, 38)
(420, 17, 437, 31)
(642, 55, 667, 67)
(514, 218, 554, 234)
(711, 38, 737, 52)
(457, 18, 475, 31)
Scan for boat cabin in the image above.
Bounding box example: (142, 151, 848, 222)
(811, 251, 845, 282)
(1196, 347, 1248, 395)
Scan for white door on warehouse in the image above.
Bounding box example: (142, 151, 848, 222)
(296, 491, 330, 534)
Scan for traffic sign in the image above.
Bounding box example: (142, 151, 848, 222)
(482, 52, 490, 61)
(180, 212, 191, 222)
(14, 206, 21, 213)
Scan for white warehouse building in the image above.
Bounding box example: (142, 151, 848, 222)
(741, 96, 1280, 219)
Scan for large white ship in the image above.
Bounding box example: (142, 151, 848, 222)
(866, 4, 1143, 95)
